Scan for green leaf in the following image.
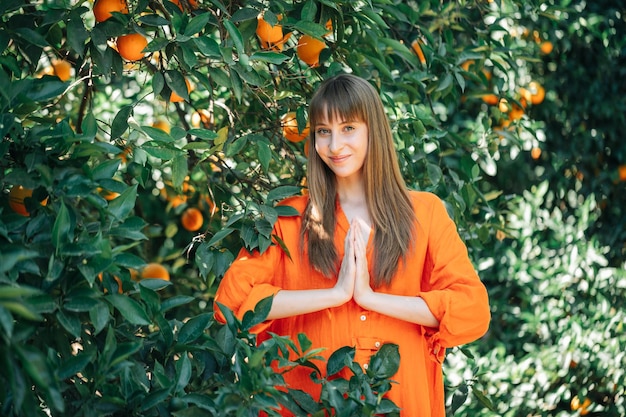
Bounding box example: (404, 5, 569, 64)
(89, 302, 110, 335)
(194, 36, 221, 58)
(223, 20, 244, 56)
(111, 105, 133, 139)
(257, 139, 271, 171)
(172, 154, 188, 189)
(184, 13, 211, 36)
(57, 349, 96, 380)
(110, 342, 143, 367)
(174, 354, 192, 393)
(249, 51, 290, 65)
(161, 295, 195, 313)
(178, 313, 212, 344)
(187, 128, 217, 140)
(241, 295, 272, 331)
(106, 294, 151, 326)
(164, 70, 189, 101)
(206, 227, 235, 247)
(326, 346, 354, 376)
(66, 11, 89, 56)
(194, 243, 214, 279)
(142, 143, 177, 160)
(142, 125, 174, 142)
(52, 201, 72, 251)
(92, 158, 121, 181)
(367, 343, 399, 379)
(107, 184, 137, 220)
(267, 186, 301, 203)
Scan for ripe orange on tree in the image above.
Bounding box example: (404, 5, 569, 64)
(570, 396, 592, 415)
(297, 35, 326, 67)
(141, 263, 170, 280)
(9, 185, 47, 217)
(191, 109, 214, 128)
(181, 207, 204, 231)
(281, 112, 310, 143)
(170, 0, 198, 10)
(117, 33, 148, 62)
(520, 81, 545, 105)
(618, 164, 626, 181)
(52, 60, 72, 81)
(540, 41, 553, 54)
(93, 0, 128, 23)
(481, 93, 499, 105)
(152, 119, 170, 133)
(530, 147, 542, 160)
(256, 13, 283, 46)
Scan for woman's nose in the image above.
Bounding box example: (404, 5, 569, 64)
(328, 133, 343, 153)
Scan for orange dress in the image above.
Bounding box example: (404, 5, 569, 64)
(214, 191, 491, 417)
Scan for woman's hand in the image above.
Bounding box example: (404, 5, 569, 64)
(334, 222, 357, 303)
(351, 218, 374, 305)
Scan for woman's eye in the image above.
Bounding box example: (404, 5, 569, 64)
(344, 125, 354, 132)
(316, 128, 329, 135)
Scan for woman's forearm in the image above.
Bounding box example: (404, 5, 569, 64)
(267, 287, 350, 320)
(355, 291, 440, 328)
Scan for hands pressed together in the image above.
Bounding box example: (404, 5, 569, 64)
(335, 218, 374, 306)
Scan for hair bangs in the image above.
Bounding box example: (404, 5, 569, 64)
(309, 78, 366, 127)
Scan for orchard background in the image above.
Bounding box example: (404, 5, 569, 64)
(1, 0, 624, 416)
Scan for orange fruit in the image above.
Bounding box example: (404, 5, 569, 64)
(152, 119, 170, 133)
(170, 0, 198, 10)
(9, 185, 47, 216)
(460, 59, 474, 71)
(52, 60, 72, 81)
(191, 109, 213, 128)
(93, 0, 128, 23)
(256, 13, 283, 46)
(481, 93, 499, 105)
(526, 81, 545, 105)
(297, 35, 326, 67)
(281, 112, 310, 143)
(411, 39, 427, 65)
(540, 41, 553, 54)
(618, 165, 626, 181)
(181, 207, 204, 231)
(169, 195, 187, 208)
(98, 187, 120, 201)
(98, 272, 123, 293)
(169, 78, 192, 103)
(141, 263, 170, 280)
(508, 103, 524, 121)
(570, 396, 592, 415)
(116, 33, 148, 62)
(324, 19, 333, 36)
(530, 147, 542, 160)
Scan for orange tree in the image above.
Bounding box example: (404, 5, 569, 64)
(2, 0, 623, 416)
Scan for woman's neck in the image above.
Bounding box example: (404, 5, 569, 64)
(336, 178, 371, 226)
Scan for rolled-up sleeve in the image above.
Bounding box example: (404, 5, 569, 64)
(213, 243, 284, 334)
(417, 196, 491, 361)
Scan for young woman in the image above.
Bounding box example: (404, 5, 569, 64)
(214, 73, 491, 416)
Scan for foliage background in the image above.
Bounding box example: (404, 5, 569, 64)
(1, 0, 624, 416)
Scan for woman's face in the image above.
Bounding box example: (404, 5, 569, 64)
(314, 113, 368, 182)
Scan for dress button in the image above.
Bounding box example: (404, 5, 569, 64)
(374, 341, 381, 348)
(360, 314, 366, 321)
(363, 363, 369, 370)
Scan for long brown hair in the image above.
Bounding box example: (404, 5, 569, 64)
(301, 73, 416, 287)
